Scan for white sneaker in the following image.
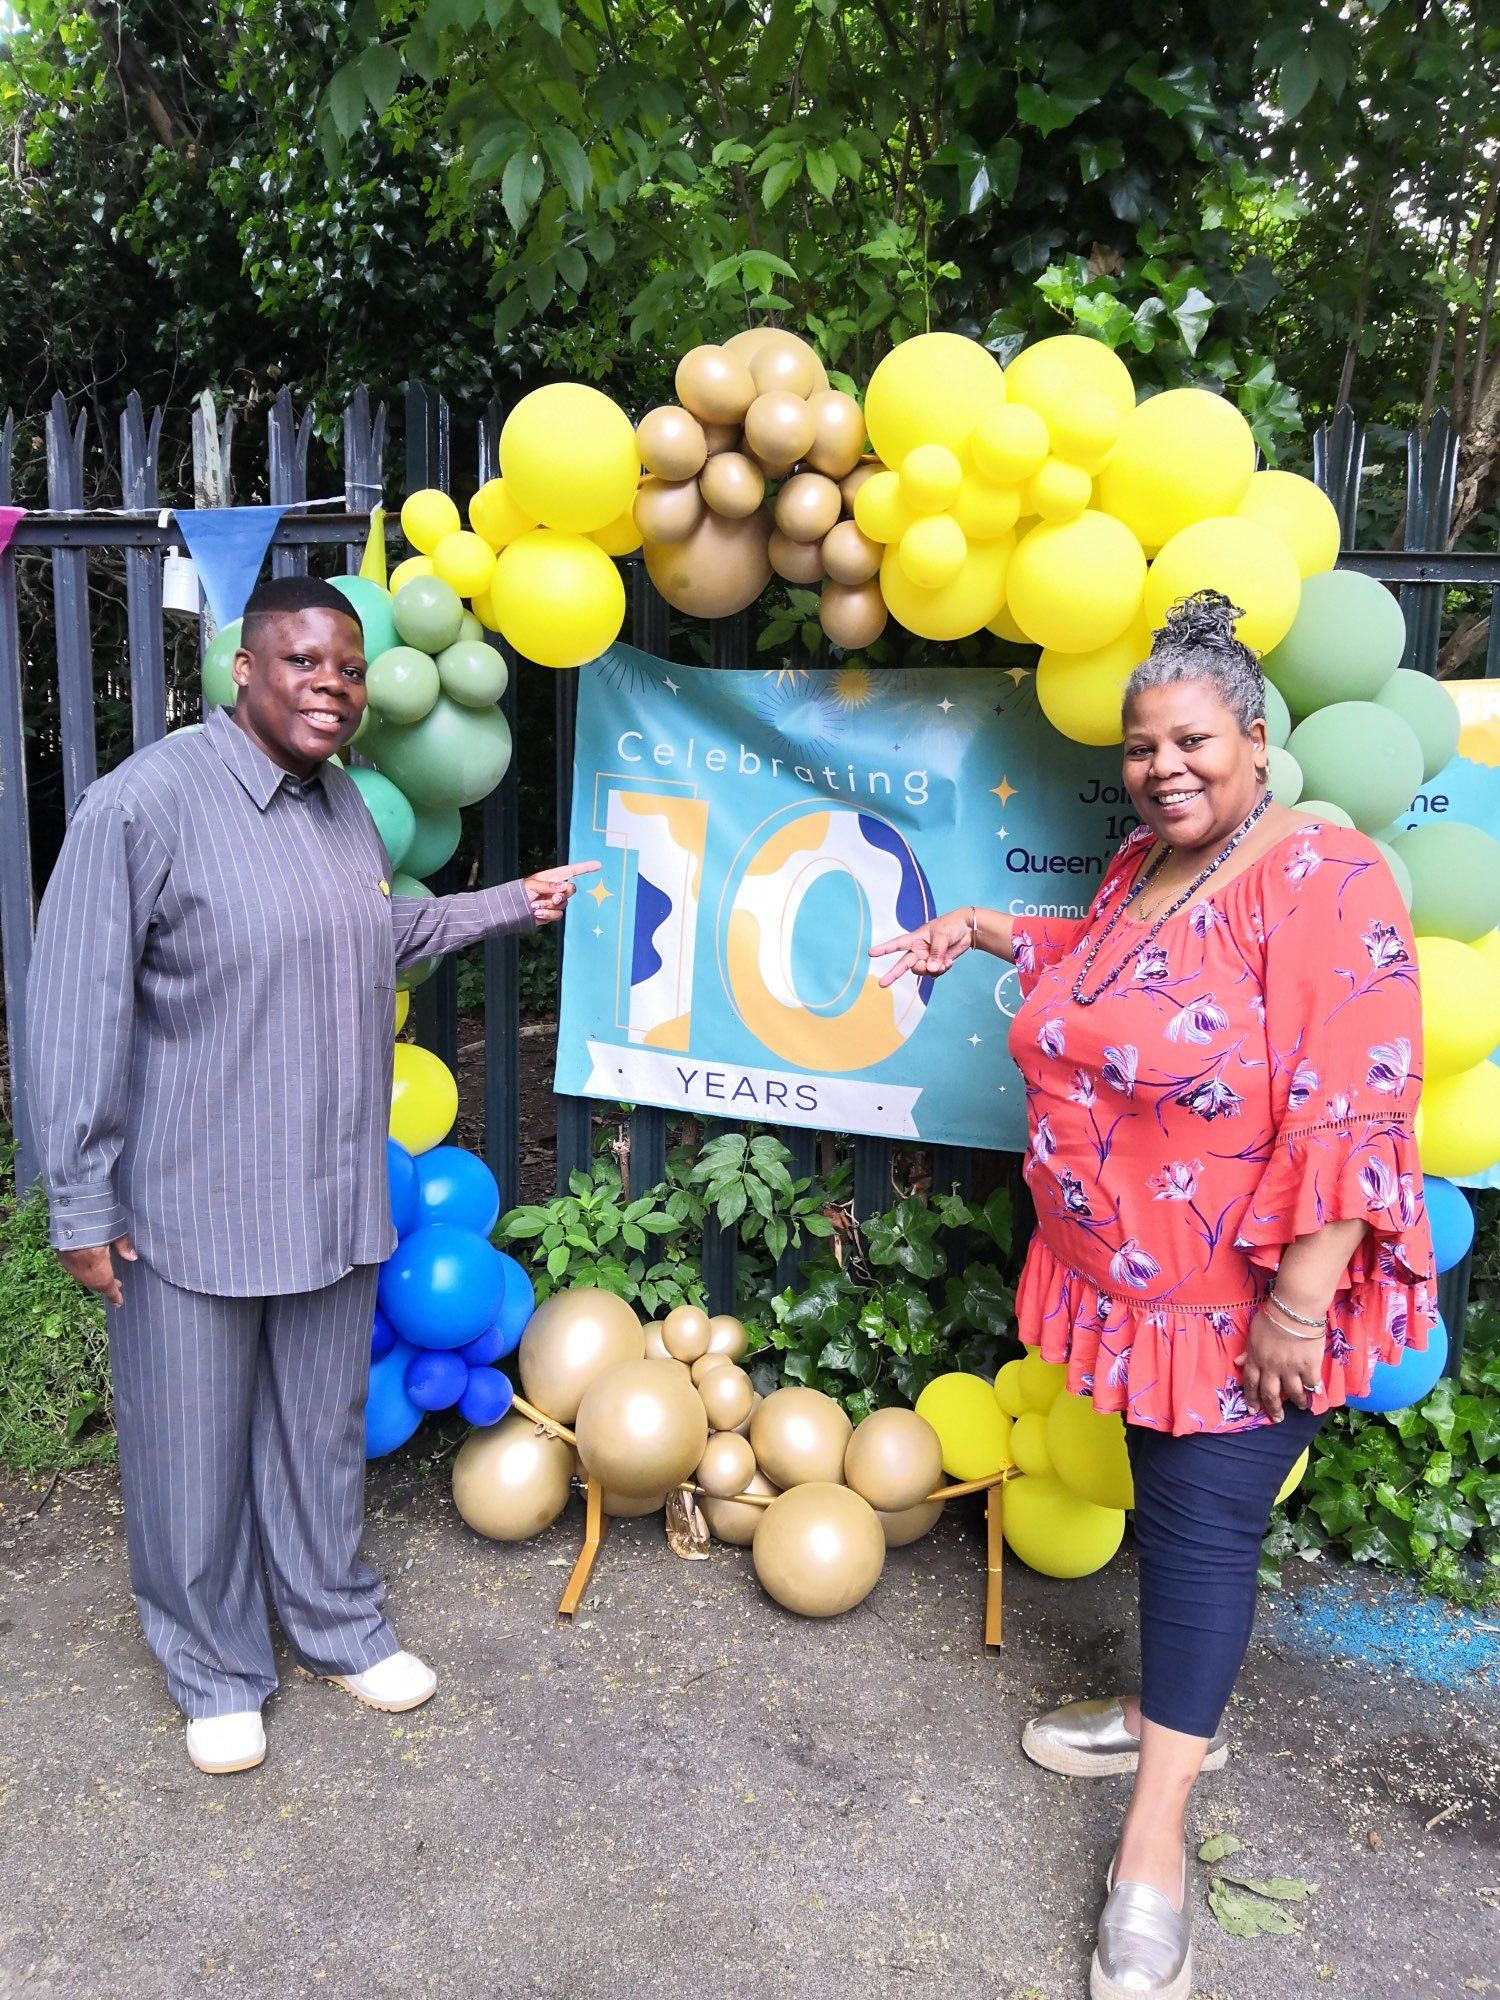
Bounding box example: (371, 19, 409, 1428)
(329, 1649, 437, 1713)
(185, 1709, 266, 1775)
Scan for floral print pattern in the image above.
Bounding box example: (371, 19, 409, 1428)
(1009, 821, 1437, 1435)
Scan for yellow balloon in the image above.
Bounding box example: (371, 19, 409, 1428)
(1143, 516, 1302, 655)
(994, 1358, 1029, 1419)
(853, 469, 914, 546)
(1023, 457, 1092, 522)
(1010, 1410, 1052, 1477)
(899, 443, 964, 514)
(432, 530, 498, 600)
(1419, 1061, 1500, 1178)
(1416, 935, 1500, 1075)
(953, 475, 1021, 542)
(490, 529, 626, 670)
(400, 488, 461, 555)
(1097, 389, 1256, 553)
(1037, 620, 1151, 746)
(914, 1372, 1013, 1480)
(389, 554, 435, 594)
(898, 514, 967, 590)
(393, 988, 410, 1035)
(1004, 335, 1136, 432)
(1016, 1349, 1068, 1413)
(879, 534, 1013, 641)
(590, 508, 645, 556)
(1047, 390, 1125, 475)
(1045, 1392, 1134, 1510)
(1003, 1473, 1125, 1578)
(390, 1042, 458, 1154)
(1275, 1448, 1309, 1507)
(864, 332, 1008, 468)
(499, 383, 641, 534)
(1236, 470, 1340, 578)
(1007, 512, 1146, 654)
(469, 477, 537, 551)
(986, 603, 1033, 645)
(972, 403, 1050, 485)
(1474, 929, 1500, 979)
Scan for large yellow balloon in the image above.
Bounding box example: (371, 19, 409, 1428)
(1005, 335, 1136, 434)
(499, 383, 641, 534)
(986, 603, 1033, 645)
(914, 1372, 1013, 1480)
(389, 553, 435, 594)
(1007, 512, 1146, 654)
(469, 477, 536, 551)
(1016, 1349, 1068, 1413)
(1419, 1061, 1500, 1178)
(1009, 1411, 1052, 1477)
(1275, 1449, 1309, 1506)
(863, 332, 1008, 469)
(1037, 620, 1151, 746)
(389, 1043, 458, 1154)
(1143, 516, 1302, 656)
(1236, 470, 1340, 578)
(400, 488, 461, 555)
(853, 470, 914, 546)
(879, 534, 1013, 641)
(898, 514, 967, 589)
(1415, 935, 1500, 1076)
(490, 529, 625, 669)
(590, 508, 644, 557)
(432, 530, 498, 600)
(994, 1358, 1029, 1419)
(1097, 389, 1256, 553)
(972, 404, 1049, 485)
(1003, 1473, 1125, 1578)
(1045, 1392, 1134, 1510)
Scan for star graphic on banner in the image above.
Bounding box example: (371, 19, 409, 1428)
(937, 697, 954, 713)
(1006, 667, 1028, 685)
(968, 1034, 982, 1047)
(588, 882, 613, 906)
(996, 826, 1009, 842)
(663, 677, 680, 694)
(992, 776, 1017, 807)
(593, 925, 604, 937)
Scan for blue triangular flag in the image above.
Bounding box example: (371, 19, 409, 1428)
(175, 506, 288, 627)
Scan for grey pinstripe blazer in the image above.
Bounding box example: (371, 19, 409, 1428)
(27, 706, 534, 1296)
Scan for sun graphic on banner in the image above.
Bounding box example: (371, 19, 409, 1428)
(832, 666, 876, 710)
(763, 666, 811, 689)
(755, 678, 847, 760)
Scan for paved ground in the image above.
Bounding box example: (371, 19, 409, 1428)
(1, 1458, 1497, 2000)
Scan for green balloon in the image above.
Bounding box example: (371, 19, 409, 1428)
(1392, 821, 1500, 941)
(393, 575, 465, 654)
(368, 694, 514, 809)
(1372, 837, 1413, 909)
(332, 575, 398, 661)
(1373, 668, 1461, 783)
(1262, 570, 1406, 715)
(436, 638, 508, 710)
(1262, 678, 1291, 748)
(367, 645, 441, 725)
(457, 611, 485, 644)
(1266, 744, 1303, 804)
(403, 804, 463, 879)
(347, 767, 416, 872)
(389, 871, 439, 989)
(1295, 798, 1355, 828)
(202, 619, 242, 711)
(1285, 701, 1424, 832)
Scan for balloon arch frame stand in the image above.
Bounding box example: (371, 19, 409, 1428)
(510, 1393, 1014, 1650)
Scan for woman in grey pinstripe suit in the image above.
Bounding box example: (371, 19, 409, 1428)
(28, 574, 595, 1776)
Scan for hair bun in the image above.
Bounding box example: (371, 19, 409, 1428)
(1156, 588, 1244, 651)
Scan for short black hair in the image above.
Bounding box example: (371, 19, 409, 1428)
(240, 574, 364, 650)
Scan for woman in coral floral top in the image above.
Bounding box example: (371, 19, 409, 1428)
(874, 593, 1434, 2000)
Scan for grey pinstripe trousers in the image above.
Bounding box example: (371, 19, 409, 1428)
(107, 1257, 396, 1718)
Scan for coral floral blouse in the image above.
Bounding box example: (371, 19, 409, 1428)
(1008, 818, 1437, 1435)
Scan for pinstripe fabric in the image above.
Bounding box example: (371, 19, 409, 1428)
(27, 703, 535, 1295)
(108, 1256, 391, 1717)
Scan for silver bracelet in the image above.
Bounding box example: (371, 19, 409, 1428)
(1261, 1305, 1328, 1342)
(1268, 1286, 1325, 1328)
(967, 906, 980, 943)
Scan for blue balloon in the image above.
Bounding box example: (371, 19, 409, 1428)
(365, 1337, 424, 1457)
(388, 1139, 420, 1238)
(405, 1347, 468, 1412)
(458, 1324, 506, 1367)
(377, 1223, 507, 1350)
(1348, 1314, 1450, 1414)
(415, 1146, 502, 1236)
(458, 1365, 514, 1428)
(370, 1308, 397, 1363)
(1425, 1178, 1475, 1275)
(493, 1251, 536, 1356)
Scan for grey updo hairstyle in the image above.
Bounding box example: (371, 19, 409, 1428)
(1122, 590, 1266, 734)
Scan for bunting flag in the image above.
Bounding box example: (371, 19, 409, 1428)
(358, 506, 388, 587)
(0, 506, 25, 559)
(174, 505, 288, 627)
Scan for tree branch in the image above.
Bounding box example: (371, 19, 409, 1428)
(81, 0, 189, 150)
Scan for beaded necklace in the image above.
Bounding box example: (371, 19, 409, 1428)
(1068, 791, 1273, 1007)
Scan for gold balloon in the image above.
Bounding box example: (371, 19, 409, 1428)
(748, 339, 821, 401)
(633, 475, 706, 546)
(643, 1319, 670, 1361)
(691, 1352, 733, 1385)
(636, 405, 709, 481)
(775, 472, 843, 543)
(644, 508, 773, 619)
(840, 456, 884, 508)
(743, 390, 816, 469)
(724, 327, 829, 395)
(750, 1387, 852, 1489)
(701, 420, 740, 455)
(699, 1362, 755, 1432)
(452, 1415, 576, 1542)
(769, 529, 827, 584)
(675, 344, 757, 426)
(804, 391, 867, 478)
(877, 1499, 945, 1548)
(819, 579, 888, 650)
(733, 1392, 763, 1439)
(575, 1358, 709, 1498)
(844, 1407, 943, 1512)
(697, 1431, 757, 1498)
(706, 1314, 750, 1360)
(601, 1487, 667, 1518)
(753, 1483, 886, 1617)
(701, 1469, 779, 1546)
(662, 1303, 712, 1361)
(518, 1286, 645, 1424)
(821, 519, 883, 585)
(698, 451, 766, 520)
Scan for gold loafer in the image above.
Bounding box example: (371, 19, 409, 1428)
(1021, 1696, 1228, 1777)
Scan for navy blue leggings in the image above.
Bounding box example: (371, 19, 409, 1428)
(1126, 1409, 1323, 1738)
